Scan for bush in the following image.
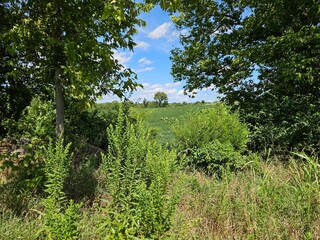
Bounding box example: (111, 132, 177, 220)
(12, 96, 55, 140)
(100, 105, 178, 239)
(244, 94, 320, 156)
(173, 102, 248, 175)
(187, 141, 243, 176)
(66, 100, 137, 150)
(0, 140, 46, 214)
(65, 108, 114, 150)
(0, 96, 54, 213)
(174, 102, 249, 152)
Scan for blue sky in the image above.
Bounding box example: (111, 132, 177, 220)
(99, 6, 219, 103)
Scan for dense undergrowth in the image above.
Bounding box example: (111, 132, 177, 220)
(1, 100, 320, 239)
(1, 154, 320, 239)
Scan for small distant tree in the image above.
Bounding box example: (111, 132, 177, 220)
(154, 91, 168, 107)
(143, 98, 148, 108)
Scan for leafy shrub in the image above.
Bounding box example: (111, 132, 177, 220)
(65, 99, 136, 150)
(39, 139, 80, 239)
(173, 103, 248, 175)
(100, 105, 178, 239)
(0, 141, 46, 214)
(65, 108, 116, 150)
(174, 102, 249, 152)
(187, 141, 243, 176)
(0, 97, 55, 214)
(4, 96, 56, 140)
(244, 93, 320, 156)
(0, 81, 34, 138)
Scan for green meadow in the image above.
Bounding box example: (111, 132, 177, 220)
(97, 102, 211, 144)
(2, 1, 320, 239)
(131, 103, 211, 144)
(2, 102, 320, 239)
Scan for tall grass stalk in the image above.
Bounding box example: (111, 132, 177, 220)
(170, 153, 320, 239)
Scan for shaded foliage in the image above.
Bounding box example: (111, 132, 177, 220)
(171, 0, 320, 154)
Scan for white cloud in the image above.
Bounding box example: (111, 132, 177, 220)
(148, 22, 187, 43)
(148, 22, 172, 39)
(113, 50, 133, 65)
(138, 57, 153, 65)
(135, 41, 150, 50)
(150, 84, 162, 89)
(177, 89, 185, 95)
(165, 82, 181, 87)
(97, 82, 220, 104)
(135, 67, 155, 73)
(132, 82, 182, 102)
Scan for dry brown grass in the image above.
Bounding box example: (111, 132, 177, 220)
(169, 158, 320, 239)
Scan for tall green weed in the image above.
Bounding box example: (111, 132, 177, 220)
(289, 152, 320, 238)
(39, 139, 80, 239)
(100, 105, 177, 239)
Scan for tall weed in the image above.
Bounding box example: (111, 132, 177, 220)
(289, 152, 320, 238)
(39, 139, 80, 239)
(100, 105, 177, 239)
(0, 208, 38, 240)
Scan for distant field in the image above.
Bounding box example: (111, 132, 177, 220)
(96, 102, 211, 144)
(131, 104, 210, 144)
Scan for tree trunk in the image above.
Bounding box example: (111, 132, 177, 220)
(55, 67, 64, 138)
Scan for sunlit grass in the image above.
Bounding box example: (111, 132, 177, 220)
(1, 153, 320, 239)
(169, 154, 320, 239)
(131, 104, 210, 144)
(0, 209, 38, 240)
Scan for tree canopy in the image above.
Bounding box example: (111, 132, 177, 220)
(0, 1, 37, 136)
(154, 91, 168, 107)
(2, 0, 148, 137)
(171, 0, 320, 152)
(0, 0, 182, 138)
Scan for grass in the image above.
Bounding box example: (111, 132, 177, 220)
(1, 103, 320, 239)
(130, 104, 210, 144)
(168, 156, 320, 239)
(2, 156, 320, 239)
(0, 209, 38, 240)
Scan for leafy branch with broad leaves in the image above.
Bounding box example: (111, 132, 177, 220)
(170, 0, 320, 153)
